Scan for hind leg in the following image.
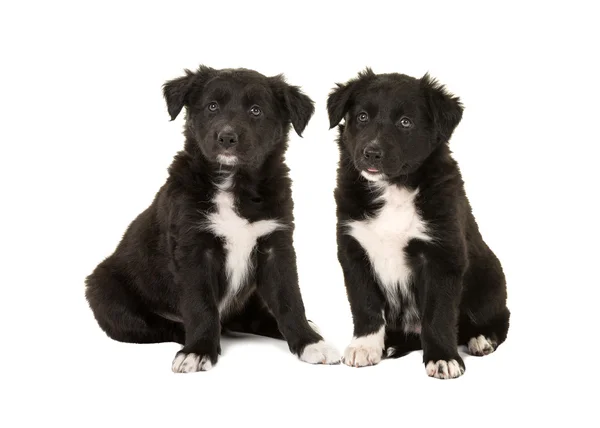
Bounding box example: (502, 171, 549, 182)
(459, 306, 510, 356)
(85, 262, 185, 345)
(222, 293, 284, 340)
(459, 244, 510, 357)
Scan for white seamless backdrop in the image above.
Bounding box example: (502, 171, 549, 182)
(1, 1, 598, 427)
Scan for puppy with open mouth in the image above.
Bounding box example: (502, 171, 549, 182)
(328, 68, 510, 379)
(85, 65, 340, 372)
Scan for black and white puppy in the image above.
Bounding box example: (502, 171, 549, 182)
(86, 65, 340, 372)
(328, 69, 509, 379)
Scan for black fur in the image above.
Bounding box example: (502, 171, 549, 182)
(328, 68, 510, 377)
(85, 65, 324, 370)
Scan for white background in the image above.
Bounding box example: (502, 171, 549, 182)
(1, 1, 598, 426)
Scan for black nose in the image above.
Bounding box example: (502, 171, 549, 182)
(363, 146, 383, 160)
(218, 132, 238, 148)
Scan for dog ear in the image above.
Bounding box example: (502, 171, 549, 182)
(271, 75, 315, 137)
(420, 73, 464, 142)
(162, 65, 215, 121)
(327, 82, 354, 129)
(162, 70, 196, 121)
(327, 67, 375, 129)
(284, 84, 315, 137)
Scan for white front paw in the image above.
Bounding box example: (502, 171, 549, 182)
(425, 359, 464, 379)
(299, 341, 341, 365)
(171, 353, 213, 373)
(343, 328, 385, 367)
(343, 343, 383, 367)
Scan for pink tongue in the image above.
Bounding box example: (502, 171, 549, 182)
(367, 168, 379, 173)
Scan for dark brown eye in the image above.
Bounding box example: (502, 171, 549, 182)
(357, 112, 369, 122)
(208, 102, 218, 112)
(250, 105, 262, 116)
(399, 117, 413, 128)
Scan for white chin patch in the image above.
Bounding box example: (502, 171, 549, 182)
(299, 341, 341, 365)
(425, 359, 464, 379)
(217, 154, 238, 166)
(361, 170, 385, 182)
(171, 353, 213, 373)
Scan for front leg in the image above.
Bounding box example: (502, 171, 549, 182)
(256, 231, 340, 364)
(419, 245, 466, 379)
(171, 244, 221, 373)
(339, 234, 387, 367)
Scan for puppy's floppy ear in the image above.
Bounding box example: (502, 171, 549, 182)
(270, 75, 315, 137)
(327, 82, 354, 129)
(162, 70, 196, 121)
(162, 65, 216, 121)
(284, 84, 315, 137)
(327, 67, 375, 129)
(420, 73, 464, 142)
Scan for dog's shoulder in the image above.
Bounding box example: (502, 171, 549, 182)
(335, 163, 380, 221)
(412, 145, 471, 234)
(143, 148, 216, 229)
(166, 146, 215, 194)
(235, 159, 294, 223)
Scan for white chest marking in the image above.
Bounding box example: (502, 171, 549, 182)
(346, 183, 431, 319)
(206, 176, 282, 314)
